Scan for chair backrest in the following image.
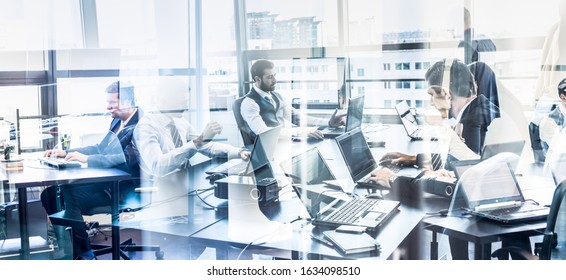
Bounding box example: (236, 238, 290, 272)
(232, 96, 255, 147)
(540, 179, 566, 260)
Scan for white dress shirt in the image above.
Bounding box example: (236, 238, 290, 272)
(134, 111, 242, 178)
(240, 85, 327, 135)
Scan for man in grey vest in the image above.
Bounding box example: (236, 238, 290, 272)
(240, 59, 346, 141)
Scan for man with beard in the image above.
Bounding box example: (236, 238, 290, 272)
(240, 59, 346, 141)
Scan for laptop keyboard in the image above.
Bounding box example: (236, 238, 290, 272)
(324, 198, 380, 224)
(480, 204, 544, 216)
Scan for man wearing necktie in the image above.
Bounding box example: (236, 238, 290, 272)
(40, 81, 142, 260)
(374, 59, 527, 260)
(134, 78, 250, 180)
(240, 59, 346, 142)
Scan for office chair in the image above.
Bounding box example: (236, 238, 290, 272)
(491, 179, 566, 260)
(232, 96, 255, 147)
(48, 178, 164, 260)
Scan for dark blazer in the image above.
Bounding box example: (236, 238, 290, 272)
(459, 95, 498, 154)
(69, 109, 142, 177)
(469, 61, 501, 120)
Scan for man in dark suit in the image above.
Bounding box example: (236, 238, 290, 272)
(425, 58, 498, 155)
(373, 59, 529, 259)
(40, 81, 141, 260)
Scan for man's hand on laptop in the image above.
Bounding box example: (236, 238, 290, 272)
(380, 152, 417, 167)
(240, 150, 251, 160)
(43, 149, 67, 158)
(369, 168, 394, 189)
(65, 151, 88, 163)
(432, 169, 454, 178)
(307, 129, 324, 140)
(328, 109, 347, 128)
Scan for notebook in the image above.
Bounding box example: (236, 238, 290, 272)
(39, 157, 82, 169)
(451, 159, 550, 223)
(335, 127, 422, 190)
(292, 183, 400, 232)
(279, 147, 350, 191)
(318, 95, 365, 139)
(205, 126, 281, 176)
(322, 230, 379, 255)
(395, 100, 437, 141)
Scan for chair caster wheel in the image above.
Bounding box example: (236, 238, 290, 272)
(155, 251, 165, 260)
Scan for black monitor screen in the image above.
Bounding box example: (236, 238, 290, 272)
(336, 129, 376, 181)
(280, 148, 335, 185)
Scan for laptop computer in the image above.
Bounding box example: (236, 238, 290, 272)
(292, 183, 400, 232)
(39, 157, 82, 169)
(395, 101, 437, 141)
(280, 147, 349, 191)
(205, 126, 281, 176)
(481, 140, 525, 160)
(318, 95, 365, 139)
(335, 128, 422, 190)
(451, 159, 549, 223)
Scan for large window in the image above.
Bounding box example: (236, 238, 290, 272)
(0, 0, 564, 149)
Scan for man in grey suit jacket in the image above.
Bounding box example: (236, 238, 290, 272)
(40, 81, 141, 260)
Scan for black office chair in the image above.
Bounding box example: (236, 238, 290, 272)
(48, 178, 164, 260)
(491, 179, 566, 260)
(232, 96, 255, 147)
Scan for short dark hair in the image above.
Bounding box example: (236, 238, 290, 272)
(106, 81, 135, 107)
(250, 60, 274, 81)
(558, 78, 566, 97)
(425, 59, 476, 98)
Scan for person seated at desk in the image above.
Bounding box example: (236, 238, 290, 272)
(370, 58, 491, 192)
(132, 78, 251, 259)
(240, 59, 346, 140)
(370, 59, 529, 260)
(40, 81, 141, 260)
(133, 77, 250, 180)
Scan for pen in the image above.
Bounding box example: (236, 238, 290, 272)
(310, 234, 334, 248)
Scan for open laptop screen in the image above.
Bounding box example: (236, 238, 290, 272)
(344, 95, 365, 132)
(395, 101, 419, 135)
(335, 128, 377, 182)
(280, 147, 336, 185)
(452, 160, 523, 208)
(245, 126, 281, 174)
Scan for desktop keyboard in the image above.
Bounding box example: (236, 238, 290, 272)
(40, 157, 82, 169)
(324, 198, 380, 224)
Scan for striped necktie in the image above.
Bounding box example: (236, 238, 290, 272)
(167, 121, 183, 148)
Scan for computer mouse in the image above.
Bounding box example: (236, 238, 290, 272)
(206, 173, 227, 185)
(367, 140, 386, 148)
